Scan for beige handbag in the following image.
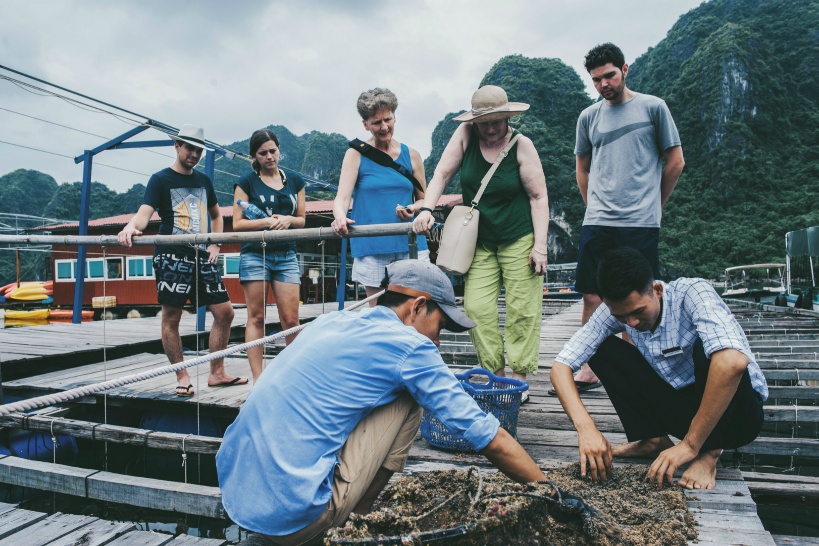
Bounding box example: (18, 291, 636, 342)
(436, 134, 522, 275)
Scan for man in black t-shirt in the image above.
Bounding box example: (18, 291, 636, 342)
(118, 125, 247, 396)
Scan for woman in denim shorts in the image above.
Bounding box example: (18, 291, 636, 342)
(233, 129, 306, 381)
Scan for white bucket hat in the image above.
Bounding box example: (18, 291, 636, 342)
(172, 124, 213, 151)
(453, 85, 529, 123)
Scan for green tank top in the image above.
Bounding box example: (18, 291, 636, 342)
(460, 128, 534, 244)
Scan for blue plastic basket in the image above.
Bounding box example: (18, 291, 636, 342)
(420, 368, 528, 452)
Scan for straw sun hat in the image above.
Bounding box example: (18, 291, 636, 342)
(453, 85, 530, 122)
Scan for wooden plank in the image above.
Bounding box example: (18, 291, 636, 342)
(694, 508, 768, 532)
(773, 535, 819, 545)
(743, 472, 819, 485)
(86, 472, 225, 519)
(107, 530, 176, 545)
(0, 457, 98, 497)
(764, 406, 819, 423)
(692, 529, 777, 546)
(46, 519, 136, 546)
(165, 535, 228, 545)
(0, 508, 48, 540)
(0, 415, 222, 455)
(0, 512, 99, 546)
(767, 386, 819, 400)
(735, 437, 819, 458)
(747, 481, 819, 499)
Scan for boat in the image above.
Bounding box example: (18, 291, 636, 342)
(3, 281, 53, 301)
(1, 280, 52, 296)
(722, 264, 787, 304)
(49, 309, 94, 320)
(785, 227, 819, 310)
(3, 318, 49, 328)
(543, 262, 581, 299)
(3, 309, 50, 320)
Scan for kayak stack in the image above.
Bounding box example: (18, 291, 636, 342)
(0, 281, 53, 303)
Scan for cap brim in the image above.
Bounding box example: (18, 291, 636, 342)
(172, 136, 214, 152)
(438, 303, 476, 332)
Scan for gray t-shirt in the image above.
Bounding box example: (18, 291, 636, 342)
(575, 92, 681, 228)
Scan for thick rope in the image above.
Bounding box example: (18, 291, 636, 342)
(0, 291, 383, 416)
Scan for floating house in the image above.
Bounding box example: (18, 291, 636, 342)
(34, 196, 462, 309)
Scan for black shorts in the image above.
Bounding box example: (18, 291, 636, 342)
(575, 225, 660, 295)
(153, 252, 230, 308)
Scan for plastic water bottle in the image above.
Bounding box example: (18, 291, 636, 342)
(237, 199, 268, 220)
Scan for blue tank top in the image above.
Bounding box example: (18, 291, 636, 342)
(350, 143, 428, 257)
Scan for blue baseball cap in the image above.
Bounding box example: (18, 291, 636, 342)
(385, 260, 476, 332)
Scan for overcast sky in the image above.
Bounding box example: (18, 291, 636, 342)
(0, 0, 704, 194)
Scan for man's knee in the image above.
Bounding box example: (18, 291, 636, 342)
(583, 293, 602, 308)
(211, 302, 235, 323)
(161, 305, 183, 327)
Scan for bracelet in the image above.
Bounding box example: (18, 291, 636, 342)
(532, 247, 547, 256)
(418, 207, 434, 214)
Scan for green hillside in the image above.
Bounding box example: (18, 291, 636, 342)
(2, 0, 817, 283)
(627, 0, 819, 276)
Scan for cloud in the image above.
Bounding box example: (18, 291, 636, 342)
(0, 0, 703, 192)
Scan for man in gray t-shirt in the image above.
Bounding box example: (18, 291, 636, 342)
(560, 42, 685, 393)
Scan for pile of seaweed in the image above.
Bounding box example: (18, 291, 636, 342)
(325, 464, 697, 546)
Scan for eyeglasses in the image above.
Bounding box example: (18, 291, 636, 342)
(257, 149, 278, 156)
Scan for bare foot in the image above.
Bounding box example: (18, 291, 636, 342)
(612, 436, 675, 458)
(176, 370, 192, 389)
(207, 374, 249, 387)
(574, 363, 599, 383)
(678, 449, 721, 489)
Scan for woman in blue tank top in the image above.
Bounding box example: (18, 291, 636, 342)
(332, 88, 429, 303)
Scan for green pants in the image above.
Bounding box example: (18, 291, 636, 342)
(464, 232, 542, 375)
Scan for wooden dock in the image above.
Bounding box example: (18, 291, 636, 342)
(2, 299, 811, 543)
(0, 501, 229, 545)
(0, 303, 334, 381)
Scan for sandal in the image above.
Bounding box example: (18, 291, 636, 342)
(175, 384, 195, 397)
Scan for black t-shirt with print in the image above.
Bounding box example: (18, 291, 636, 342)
(143, 167, 218, 257)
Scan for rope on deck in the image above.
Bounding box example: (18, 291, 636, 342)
(0, 292, 383, 416)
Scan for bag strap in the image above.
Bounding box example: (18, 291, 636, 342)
(349, 138, 425, 194)
(471, 133, 522, 206)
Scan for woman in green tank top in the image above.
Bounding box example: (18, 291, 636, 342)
(414, 86, 550, 402)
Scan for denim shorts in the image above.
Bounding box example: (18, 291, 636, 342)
(240, 249, 301, 284)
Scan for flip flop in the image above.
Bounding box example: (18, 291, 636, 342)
(208, 377, 249, 388)
(175, 384, 194, 397)
(546, 380, 603, 396)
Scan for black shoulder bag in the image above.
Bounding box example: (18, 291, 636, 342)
(348, 138, 425, 195)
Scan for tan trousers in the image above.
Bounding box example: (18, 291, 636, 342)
(240, 392, 422, 546)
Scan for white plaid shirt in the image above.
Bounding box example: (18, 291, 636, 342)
(555, 278, 768, 400)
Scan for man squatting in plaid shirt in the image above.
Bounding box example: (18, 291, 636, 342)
(550, 247, 768, 490)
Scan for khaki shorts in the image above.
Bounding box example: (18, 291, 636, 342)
(240, 392, 422, 546)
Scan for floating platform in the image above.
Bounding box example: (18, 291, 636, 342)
(2, 299, 812, 543)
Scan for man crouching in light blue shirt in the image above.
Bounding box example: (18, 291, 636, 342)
(217, 260, 555, 545)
